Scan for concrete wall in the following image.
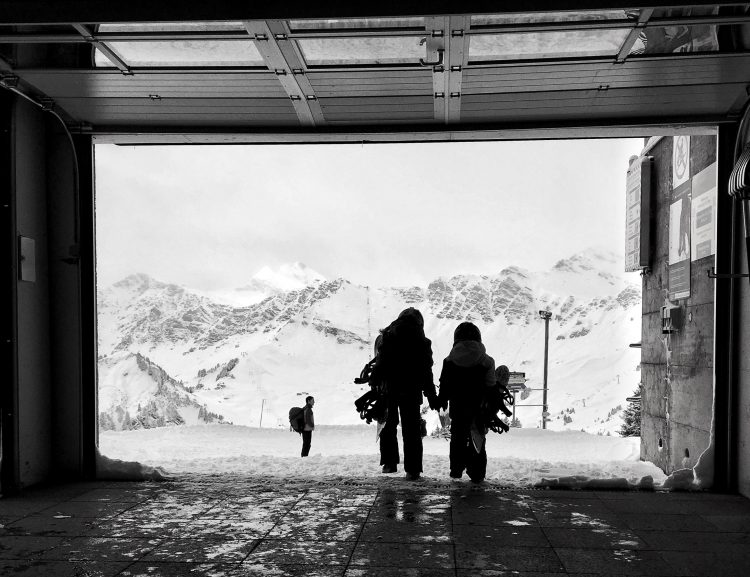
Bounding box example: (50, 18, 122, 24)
(11, 98, 52, 487)
(4, 88, 89, 489)
(641, 135, 717, 474)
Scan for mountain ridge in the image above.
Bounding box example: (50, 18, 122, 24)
(98, 249, 641, 434)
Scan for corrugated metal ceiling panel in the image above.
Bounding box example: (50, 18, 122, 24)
(55, 97, 299, 125)
(16, 70, 288, 99)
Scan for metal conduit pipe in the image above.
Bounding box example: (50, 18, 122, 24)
(0, 76, 81, 248)
(717, 101, 750, 490)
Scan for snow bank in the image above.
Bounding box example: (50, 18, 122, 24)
(95, 448, 171, 481)
(99, 424, 666, 488)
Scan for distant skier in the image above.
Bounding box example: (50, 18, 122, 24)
(301, 395, 315, 457)
(370, 307, 438, 480)
(437, 322, 496, 483)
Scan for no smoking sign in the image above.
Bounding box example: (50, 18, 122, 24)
(673, 135, 690, 188)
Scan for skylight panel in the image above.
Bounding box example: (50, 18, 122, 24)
(471, 11, 636, 26)
(469, 28, 631, 61)
(97, 22, 246, 32)
(94, 40, 264, 67)
(288, 17, 424, 31)
(296, 36, 425, 66)
(629, 25, 720, 55)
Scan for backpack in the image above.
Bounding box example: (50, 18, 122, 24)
(289, 406, 305, 433)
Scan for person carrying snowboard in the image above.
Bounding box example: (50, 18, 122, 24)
(301, 395, 315, 457)
(370, 307, 438, 480)
(437, 322, 496, 483)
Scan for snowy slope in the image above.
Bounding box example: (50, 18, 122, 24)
(97, 250, 641, 434)
(98, 352, 229, 430)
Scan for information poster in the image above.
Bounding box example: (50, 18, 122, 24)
(673, 135, 690, 188)
(690, 162, 717, 262)
(669, 180, 691, 299)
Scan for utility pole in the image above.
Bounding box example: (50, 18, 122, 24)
(539, 310, 552, 430)
(259, 398, 265, 428)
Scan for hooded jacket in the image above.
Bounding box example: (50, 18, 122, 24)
(371, 313, 435, 403)
(438, 340, 496, 419)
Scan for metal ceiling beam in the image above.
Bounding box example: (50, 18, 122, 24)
(447, 16, 469, 125)
(1, 1, 747, 25)
(85, 121, 721, 146)
(71, 24, 131, 74)
(426, 15, 470, 125)
(424, 16, 447, 124)
(244, 21, 324, 127)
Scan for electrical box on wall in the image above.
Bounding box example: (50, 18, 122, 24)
(661, 304, 683, 334)
(18, 235, 36, 282)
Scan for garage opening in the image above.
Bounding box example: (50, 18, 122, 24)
(93, 137, 707, 487)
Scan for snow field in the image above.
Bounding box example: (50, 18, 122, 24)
(99, 424, 666, 488)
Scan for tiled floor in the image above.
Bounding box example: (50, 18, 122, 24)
(1, 476, 750, 576)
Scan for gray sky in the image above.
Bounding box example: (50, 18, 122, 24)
(95, 138, 644, 290)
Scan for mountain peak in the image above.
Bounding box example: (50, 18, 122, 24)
(113, 273, 163, 292)
(553, 248, 618, 274)
(251, 262, 326, 292)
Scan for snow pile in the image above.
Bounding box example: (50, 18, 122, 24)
(99, 425, 666, 488)
(96, 448, 170, 481)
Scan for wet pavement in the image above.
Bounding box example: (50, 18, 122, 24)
(1, 476, 750, 576)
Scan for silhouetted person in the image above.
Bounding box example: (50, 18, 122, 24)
(438, 322, 496, 483)
(371, 308, 437, 480)
(301, 395, 315, 457)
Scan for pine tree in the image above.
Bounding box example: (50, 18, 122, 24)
(619, 388, 641, 437)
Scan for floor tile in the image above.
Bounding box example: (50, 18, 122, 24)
(144, 538, 258, 563)
(556, 548, 681, 575)
(247, 539, 354, 565)
(452, 524, 549, 547)
(349, 541, 453, 568)
(359, 519, 452, 543)
(347, 568, 453, 577)
(635, 529, 750, 552)
(120, 561, 240, 576)
(619, 513, 719, 531)
(543, 526, 647, 549)
(34, 500, 139, 519)
(0, 536, 66, 559)
(454, 544, 563, 572)
(0, 559, 129, 576)
(2, 514, 101, 537)
(41, 536, 161, 562)
(702, 514, 750, 531)
(660, 550, 750, 577)
(235, 563, 345, 576)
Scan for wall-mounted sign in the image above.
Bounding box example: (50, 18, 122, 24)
(669, 180, 691, 299)
(673, 135, 691, 188)
(625, 155, 653, 272)
(690, 161, 717, 262)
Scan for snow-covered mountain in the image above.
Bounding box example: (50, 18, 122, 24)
(97, 251, 641, 435)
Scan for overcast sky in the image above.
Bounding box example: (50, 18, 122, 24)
(95, 138, 644, 290)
